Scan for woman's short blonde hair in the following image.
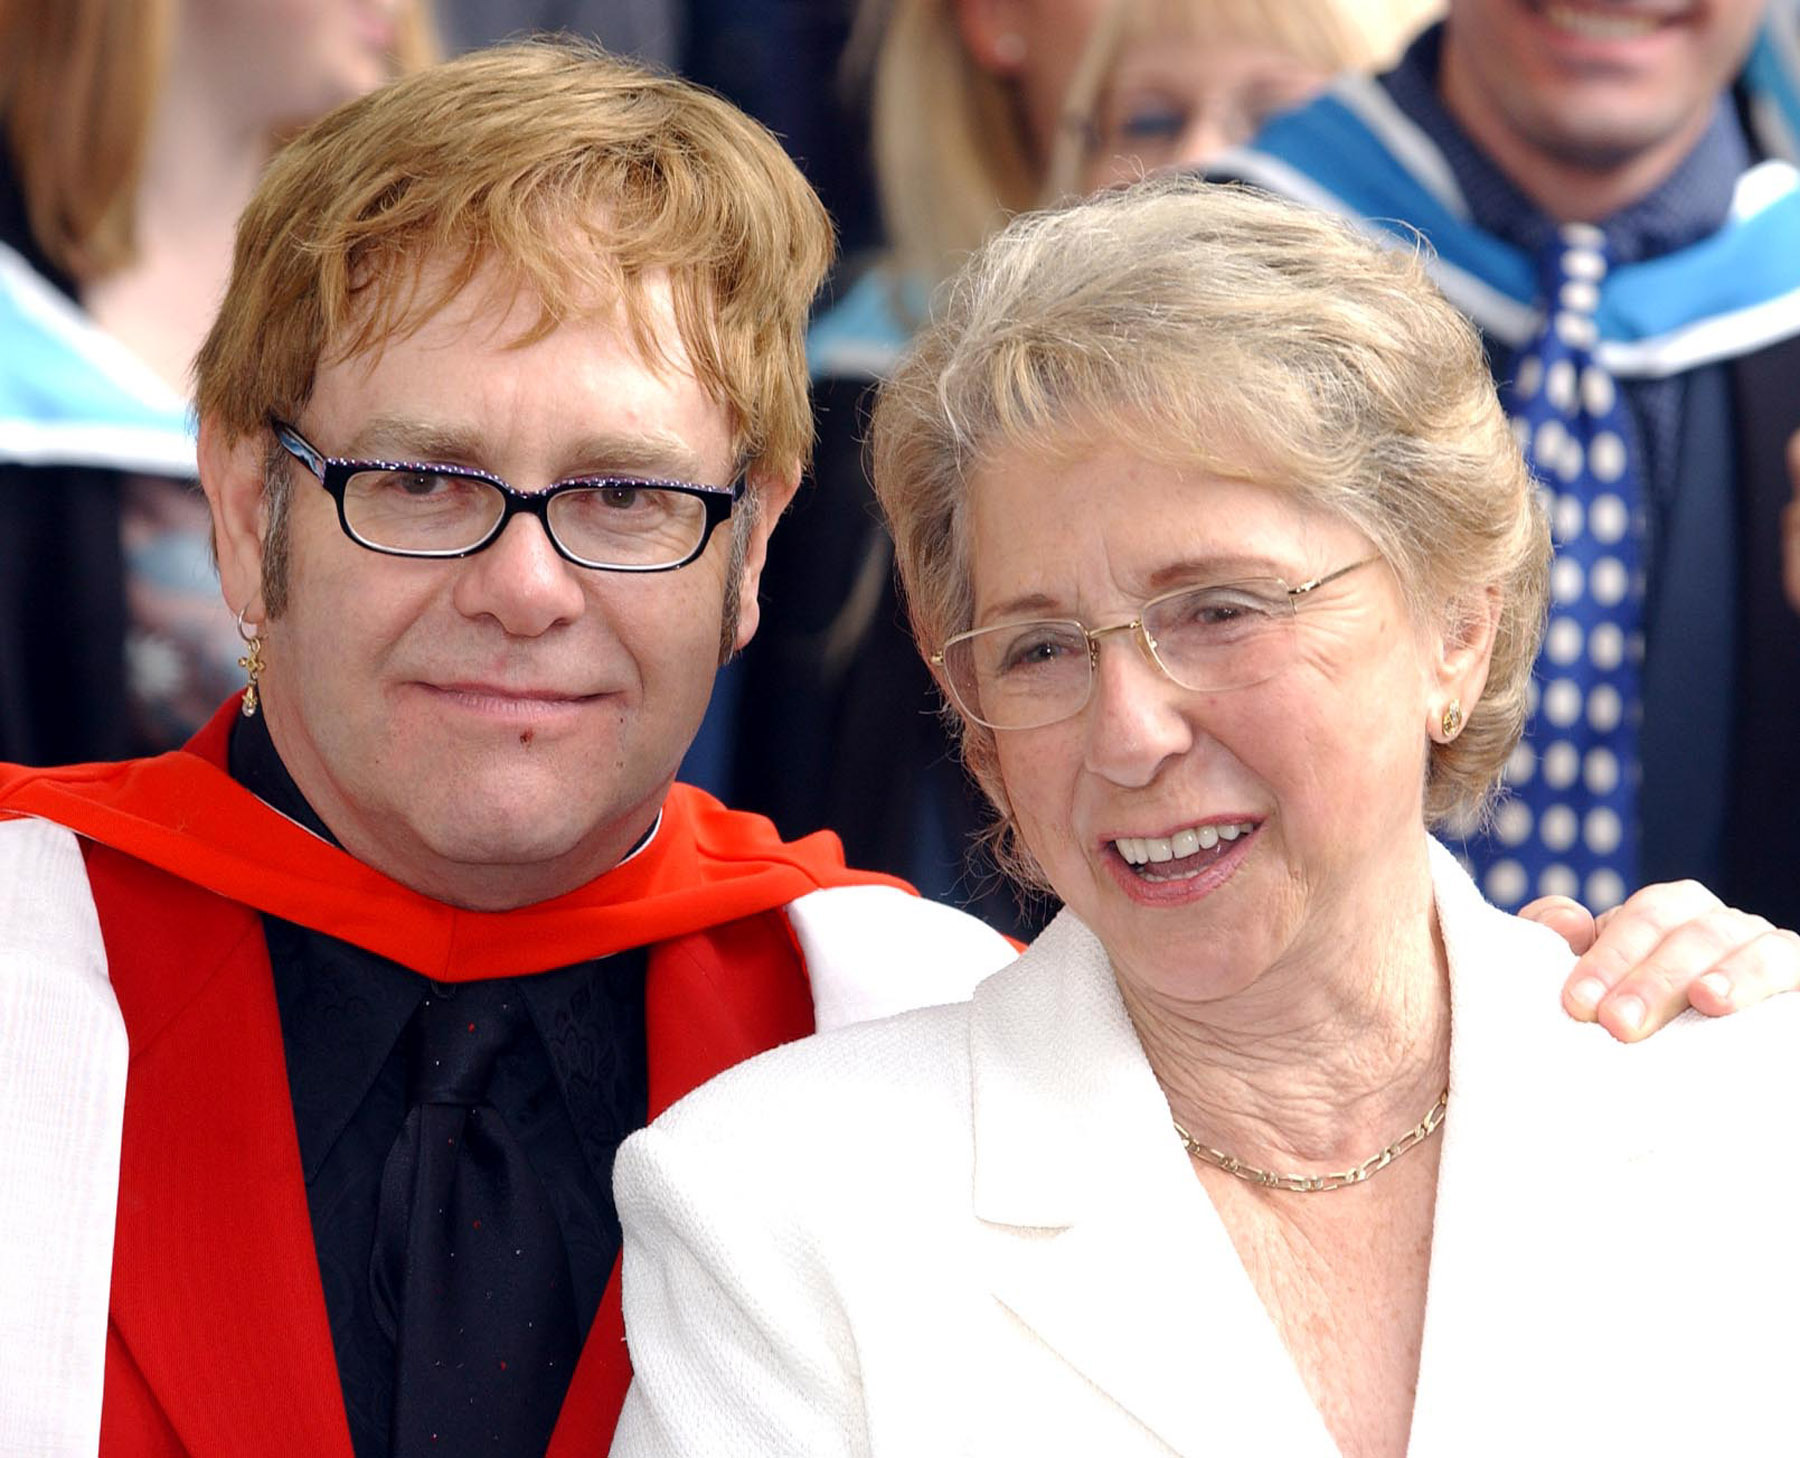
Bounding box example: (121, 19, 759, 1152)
(193, 37, 834, 615)
(871, 176, 1548, 874)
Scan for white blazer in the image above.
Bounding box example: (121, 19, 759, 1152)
(613, 842, 1800, 1456)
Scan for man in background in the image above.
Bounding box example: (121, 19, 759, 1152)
(1219, 0, 1800, 928)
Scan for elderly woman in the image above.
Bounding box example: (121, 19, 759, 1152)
(610, 179, 1800, 1455)
(734, 0, 1421, 937)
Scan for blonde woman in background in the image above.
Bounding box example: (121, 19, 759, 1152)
(0, 0, 431, 765)
(752, 0, 1428, 938)
(1043, 0, 1428, 199)
(872, 0, 1437, 290)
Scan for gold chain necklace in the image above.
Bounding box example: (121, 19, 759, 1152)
(1172, 1088, 1448, 1194)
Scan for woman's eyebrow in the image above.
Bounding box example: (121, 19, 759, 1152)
(1143, 554, 1286, 592)
(975, 591, 1065, 626)
(974, 555, 1294, 625)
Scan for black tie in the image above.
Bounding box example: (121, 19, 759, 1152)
(372, 980, 580, 1457)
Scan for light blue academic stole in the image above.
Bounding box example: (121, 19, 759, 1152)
(0, 241, 195, 477)
(0, 241, 229, 751)
(1212, 74, 1800, 380)
(806, 265, 929, 383)
(1212, 61, 1800, 908)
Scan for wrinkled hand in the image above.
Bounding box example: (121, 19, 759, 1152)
(1522, 881, 1800, 1042)
(1784, 429, 1800, 615)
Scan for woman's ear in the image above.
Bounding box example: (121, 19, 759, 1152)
(952, 0, 1032, 74)
(198, 416, 269, 622)
(1429, 584, 1502, 740)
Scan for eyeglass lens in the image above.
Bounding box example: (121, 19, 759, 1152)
(944, 578, 1302, 729)
(343, 468, 712, 569)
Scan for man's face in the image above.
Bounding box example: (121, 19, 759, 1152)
(206, 259, 790, 910)
(1440, 0, 1767, 182)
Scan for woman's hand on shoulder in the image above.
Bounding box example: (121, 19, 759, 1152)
(1522, 882, 1800, 1043)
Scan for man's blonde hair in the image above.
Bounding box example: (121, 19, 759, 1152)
(871, 176, 1548, 881)
(194, 38, 833, 613)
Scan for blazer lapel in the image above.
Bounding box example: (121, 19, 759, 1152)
(1414, 841, 1800, 1453)
(1408, 843, 1672, 1453)
(969, 914, 1337, 1458)
(547, 917, 821, 1452)
(95, 846, 353, 1457)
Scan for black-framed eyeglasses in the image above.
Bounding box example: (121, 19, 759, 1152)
(271, 419, 744, 572)
(932, 557, 1380, 730)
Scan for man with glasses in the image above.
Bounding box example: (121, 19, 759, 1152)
(0, 41, 1017, 1458)
(0, 34, 1795, 1458)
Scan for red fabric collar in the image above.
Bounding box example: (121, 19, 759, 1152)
(0, 698, 909, 979)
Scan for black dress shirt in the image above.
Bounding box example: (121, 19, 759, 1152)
(229, 710, 649, 1458)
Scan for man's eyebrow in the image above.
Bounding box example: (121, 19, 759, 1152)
(345, 415, 487, 464)
(557, 433, 714, 483)
(341, 416, 715, 482)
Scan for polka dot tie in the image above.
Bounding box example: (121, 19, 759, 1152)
(1472, 223, 1641, 915)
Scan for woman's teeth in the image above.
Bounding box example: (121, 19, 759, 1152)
(1114, 822, 1255, 866)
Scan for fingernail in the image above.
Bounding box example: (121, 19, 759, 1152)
(1569, 977, 1606, 1014)
(1698, 971, 1732, 1006)
(1611, 994, 1646, 1036)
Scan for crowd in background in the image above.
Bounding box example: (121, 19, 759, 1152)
(9, 10, 1800, 1452)
(4, 0, 1800, 937)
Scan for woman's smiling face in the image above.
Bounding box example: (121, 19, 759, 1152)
(970, 439, 1457, 1003)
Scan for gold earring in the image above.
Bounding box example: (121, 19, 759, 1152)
(235, 607, 265, 718)
(1440, 699, 1463, 741)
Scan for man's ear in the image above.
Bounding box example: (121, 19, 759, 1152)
(1429, 583, 1503, 735)
(951, 0, 1031, 74)
(730, 465, 802, 654)
(198, 415, 269, 622)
